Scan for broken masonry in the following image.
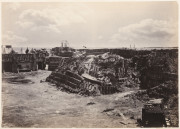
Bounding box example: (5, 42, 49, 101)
(46, 53, 130, 95)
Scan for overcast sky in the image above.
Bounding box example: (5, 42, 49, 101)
(2, 2, 178, 48)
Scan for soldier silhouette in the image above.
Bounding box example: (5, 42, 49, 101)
(25, 47, 29, 54)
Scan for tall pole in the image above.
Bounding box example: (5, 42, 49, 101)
(3, 47, 6, 54)
(21, 48, 23, 54)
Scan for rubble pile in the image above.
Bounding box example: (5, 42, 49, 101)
(91, 53, 131, 85)
(46, 53, 132, 96)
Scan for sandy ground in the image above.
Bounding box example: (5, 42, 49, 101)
(2, 70, 143, 128)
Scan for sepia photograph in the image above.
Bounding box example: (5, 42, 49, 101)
(1, 1, 179, 128)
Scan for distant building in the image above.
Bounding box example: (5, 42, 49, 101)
(2, 45, 12, 54)
(51, 41, 74, 57)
